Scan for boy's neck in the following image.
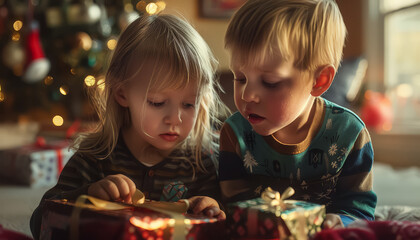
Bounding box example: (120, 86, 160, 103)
(272, 97, 317, 145)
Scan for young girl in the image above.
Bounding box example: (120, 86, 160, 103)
(30, 14, 229, 239)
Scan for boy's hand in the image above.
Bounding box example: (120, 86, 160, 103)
(187, 196, 226, 220)
(88, 174, 136, 204)
(322, 213, 344, 229)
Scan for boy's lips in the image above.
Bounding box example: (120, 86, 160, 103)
(247, 113, 265, 124)
(159, 133, 179, 142)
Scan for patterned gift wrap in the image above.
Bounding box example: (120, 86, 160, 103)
(227, 198, 325, 240)
(0, 141, 73, 187)
(40, 199, 227, 240)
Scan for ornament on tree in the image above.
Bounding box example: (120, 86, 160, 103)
(22, 21, 50, 83)
(2, 41, 25, 69)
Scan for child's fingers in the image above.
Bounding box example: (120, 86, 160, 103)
(88, 184, 112, 200)
(107, 174, 136, 203)
(98, 178, 120, 200)
(322, 214, 343, 229)
(204, 206, 226, 220)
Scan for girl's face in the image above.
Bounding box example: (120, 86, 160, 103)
(116, 64, 199, 151)
(230, 52, 315, 137)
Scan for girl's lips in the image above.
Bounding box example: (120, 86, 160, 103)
(159, 133, 179, 142)
(248, 113, 265, 124)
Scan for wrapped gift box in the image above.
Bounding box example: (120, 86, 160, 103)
(40, 198, 227, 240)
(227, 198, 325, 240)
(0, 139, 73, 187)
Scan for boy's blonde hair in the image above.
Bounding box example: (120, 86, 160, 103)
(75, 14, 229, 174)
(225, 0, 346, 72)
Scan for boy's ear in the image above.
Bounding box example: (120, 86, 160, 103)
(114, 86, 129, 107)
(311, 65, 336, 97)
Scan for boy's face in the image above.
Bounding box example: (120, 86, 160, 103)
(230, 52, 315, 137)
(117, 63, 198, 151)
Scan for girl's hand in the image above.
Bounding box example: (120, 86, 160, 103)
(187, 196, 226, 220)
(322, 213, 344, 229)
(88, 174, 137, 204)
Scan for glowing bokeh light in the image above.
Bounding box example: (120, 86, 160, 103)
(146, 3, 158, 14)
(59, 86, 68, 95)
(84, 75, 96, 87)
(44, 76, 54, 85)
(396, 83, 413, 98)
(13, 20, 23, 31)
(107, 39, 117, 50)
(52, 115, 64, 126)
(0, 92, 4, 102)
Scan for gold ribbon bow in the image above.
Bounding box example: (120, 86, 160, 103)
(261, 187, 295, 211)
(70, 189, 189, 240)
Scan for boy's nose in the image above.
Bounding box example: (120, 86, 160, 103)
(241, 84, 259, 103)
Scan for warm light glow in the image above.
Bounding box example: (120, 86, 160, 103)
(44, 76, 53, 85)
(382, 122, 392, 131)
(0, 92, 4, 102)
(0, 84, 2, 91)
(124, 3, 134, 12)
(396, 83, 413, 98)
(52, 115, 64, 126)
(107, 39, 117, 50)
(59, 86, 68, 95)
(13, 20, 23, 31)
(70, 68, 76, 75)
(12, 32, 20, 41)
(129, 216, 167, 230)
(156, 1, 166, 12)
(96, 77, 105, 91)
(84, 75, 96, 87)
(136, 1, 147, 12)
(364, 90, 373, 101)
(146, 3, 158, 14)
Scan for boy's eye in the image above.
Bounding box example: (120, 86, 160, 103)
(234, 78, 246, 84)
(147, 100, 165, 107)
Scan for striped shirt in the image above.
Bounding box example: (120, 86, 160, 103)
(30, 136, 220, 239)
(219, 97, 377, 224)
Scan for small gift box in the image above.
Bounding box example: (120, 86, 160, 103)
(40, 194, 227, 240)
(0, 137, 74, 187)
(227, 187, 325, 240)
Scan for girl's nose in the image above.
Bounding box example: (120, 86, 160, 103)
(164, 107, 182, 125)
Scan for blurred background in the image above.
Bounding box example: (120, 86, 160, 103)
(0, 0, 419, 166)
(0, 0, 420, 237)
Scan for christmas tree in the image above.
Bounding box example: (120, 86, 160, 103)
(0, 0, 165, 132)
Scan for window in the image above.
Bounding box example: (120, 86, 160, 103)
(369, 0, 420, 134)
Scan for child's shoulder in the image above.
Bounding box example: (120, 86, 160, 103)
(322, 97, 366, 128)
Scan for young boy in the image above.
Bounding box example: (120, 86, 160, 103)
(219, 0, 377, 228)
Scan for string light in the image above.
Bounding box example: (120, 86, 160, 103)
(136, 0, 166, 15)
(13, 20, 23, 31)
(84, 75, 96, 87)
(44, 76, 54, 85)
(96, 76, 105, 91)
(107, 38, 117, 50)
(59, 86, 68, 95)
(52, 115, 64, 126)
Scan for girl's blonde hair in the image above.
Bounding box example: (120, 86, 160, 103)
(74, 14, 229, 174)
(225, 0, 346, 72)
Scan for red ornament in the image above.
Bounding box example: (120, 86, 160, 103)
(360, 91, 393, 132)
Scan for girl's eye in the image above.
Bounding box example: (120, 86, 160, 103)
(183, 102, 195, 109)
(147, 100, 165, 107)
(262, 80, 279, 89)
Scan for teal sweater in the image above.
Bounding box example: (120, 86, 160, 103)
(219, 98, 376, 224)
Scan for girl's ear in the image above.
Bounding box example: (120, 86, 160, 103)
(114, 86, 129, 107)
(311, 65, 335, 97)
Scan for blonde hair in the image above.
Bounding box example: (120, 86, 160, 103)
(74, 14, 229, 174)
(225, 0, 346, 72)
